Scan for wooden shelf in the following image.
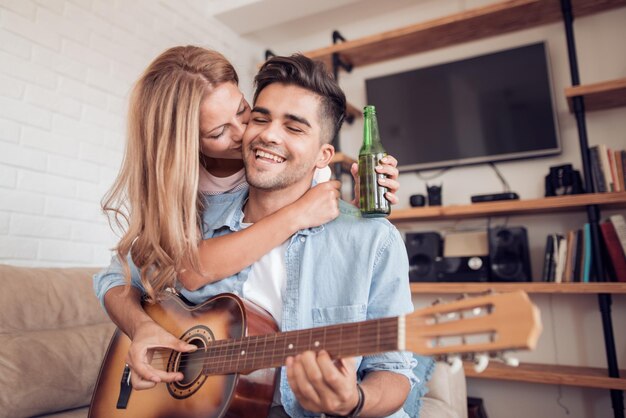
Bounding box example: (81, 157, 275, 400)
(304, 0, 626, 69)
(566, 77, 626, 112)
(388, 192, 626, 222)
(331, 152, 357, 172)
(410, 282, 626, 294)
(465, 362, 626, 390)
(345, 102, 362, 123)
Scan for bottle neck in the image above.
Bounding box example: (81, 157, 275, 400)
(361, 113, 385, 155)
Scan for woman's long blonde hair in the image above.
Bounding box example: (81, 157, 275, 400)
(103, 46, 239, 302)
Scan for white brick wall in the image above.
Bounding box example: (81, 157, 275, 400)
(0, 0, 261, 267)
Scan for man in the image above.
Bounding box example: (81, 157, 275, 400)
(95, 54, 422, 417)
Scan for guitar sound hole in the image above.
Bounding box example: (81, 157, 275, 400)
(166, 325, 213, 399)
(177, 338, 206, 386)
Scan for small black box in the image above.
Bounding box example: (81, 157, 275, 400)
(471, 192, 519, 203)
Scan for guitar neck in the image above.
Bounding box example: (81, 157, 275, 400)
(201, 316, 402, 376)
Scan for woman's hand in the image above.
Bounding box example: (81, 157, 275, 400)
(290, 180, 341, 230)
(350, 154, 400, 206)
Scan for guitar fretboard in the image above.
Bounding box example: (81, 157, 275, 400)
(196, 317, 401, 376)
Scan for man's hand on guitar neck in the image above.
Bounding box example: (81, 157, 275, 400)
(286, 350, 411, 417)
(286, 350, 359, 416)
(103, 286, 196, 390)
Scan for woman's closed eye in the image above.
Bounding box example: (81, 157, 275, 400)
(207, 127, 225, 139)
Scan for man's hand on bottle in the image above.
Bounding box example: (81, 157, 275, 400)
(350, 154, 400, 206)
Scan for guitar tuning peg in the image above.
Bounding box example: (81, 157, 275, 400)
(431, 298, 443, 306)
(446, 354, 463, 374)
(496, 353, 520, 367)
(472, 307, 482, 316)
(505, 356, 519, 367)
(473, 353, 490, 373)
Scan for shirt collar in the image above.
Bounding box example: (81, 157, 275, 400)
(201, 188, 328, 236)
(200, 189, 248, 234)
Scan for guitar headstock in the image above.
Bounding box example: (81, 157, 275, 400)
(405, 290, 542, 370)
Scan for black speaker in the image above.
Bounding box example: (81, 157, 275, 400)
(488, 227, 531, 282)
(405, 232, 442, 282)
(435, 256, 489, 282)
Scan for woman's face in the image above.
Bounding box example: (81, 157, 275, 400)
(199, 82, 250, 160)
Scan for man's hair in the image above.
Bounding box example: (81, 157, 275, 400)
(254, 54, 346, 144)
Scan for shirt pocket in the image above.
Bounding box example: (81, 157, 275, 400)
(312, 304, 367, 327)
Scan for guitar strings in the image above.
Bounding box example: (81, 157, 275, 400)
(129, 334, 495, 376)
(145, 320, 486, 368)
(144, 327, 402, 369)
(148, 328, 401, 364)
(145, 320, 398, 360)
(144, 338, 397, 374)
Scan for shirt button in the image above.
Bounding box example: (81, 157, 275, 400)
(300, 237, 306, 242)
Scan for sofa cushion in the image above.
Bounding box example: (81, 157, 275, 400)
(0, 265, 108, 333)
(0, 265, 114, 418)
(0, 322, 115, 418)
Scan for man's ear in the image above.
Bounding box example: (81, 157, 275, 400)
(315, 143, 335, 169)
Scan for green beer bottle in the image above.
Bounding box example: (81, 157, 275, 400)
(358, 105, 390, 217)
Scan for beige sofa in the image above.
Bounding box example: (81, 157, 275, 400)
(0, 264, 466, 418)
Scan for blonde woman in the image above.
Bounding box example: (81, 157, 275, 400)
(94, 46, 400, 389)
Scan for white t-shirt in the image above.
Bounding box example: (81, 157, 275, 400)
(239, 224, 289, 407)
(239, 223, 288, 326)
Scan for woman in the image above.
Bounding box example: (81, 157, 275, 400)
(95, 45, 401, 388)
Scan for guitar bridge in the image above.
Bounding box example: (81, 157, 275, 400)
(116, 364, 132, 409)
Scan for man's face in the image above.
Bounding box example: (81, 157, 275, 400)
(242, 83, 329, 191)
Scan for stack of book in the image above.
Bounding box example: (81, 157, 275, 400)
(589, 145, 626, 193)
(542, 214, 626, 282)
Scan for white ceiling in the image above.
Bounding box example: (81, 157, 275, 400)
(213, 0, 363, 35)
(213, 0, 424, 48)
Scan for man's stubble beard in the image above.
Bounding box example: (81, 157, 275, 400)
(245, 160, 314, 191)
(244, 148, 318, 191)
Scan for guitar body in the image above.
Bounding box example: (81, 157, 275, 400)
(89, 293, 279, 418)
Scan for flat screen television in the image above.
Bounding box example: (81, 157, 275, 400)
(365, 43, 561, 172)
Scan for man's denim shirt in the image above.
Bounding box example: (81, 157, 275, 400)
(94, 187, 419, 418)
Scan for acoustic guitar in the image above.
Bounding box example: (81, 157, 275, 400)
(89, 291, 541, 418)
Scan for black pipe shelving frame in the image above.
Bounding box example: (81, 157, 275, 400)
(560, 1, 624, 417)
(330, 30, 354, 183)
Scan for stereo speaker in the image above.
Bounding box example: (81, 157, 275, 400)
(435, 256, 489, 282)
(488, 226, 532, 282)
(405, 232, 441, 282)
